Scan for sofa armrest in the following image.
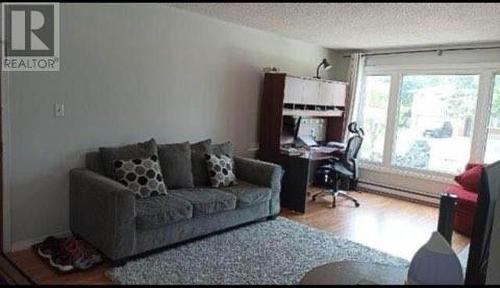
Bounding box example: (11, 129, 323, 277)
(234, 156, 283, 216)
(70, 168, 136, 261)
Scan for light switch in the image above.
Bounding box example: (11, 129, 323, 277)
(55, 103, 64, 117)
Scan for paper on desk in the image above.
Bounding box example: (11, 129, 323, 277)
(310, 146, 338, 154)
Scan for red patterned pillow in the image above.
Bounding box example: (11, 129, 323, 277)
(454, 164, 483, 193)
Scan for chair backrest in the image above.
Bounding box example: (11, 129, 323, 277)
(342, 134, 363, 170)
(341, 122, 364, 168)
(347, 121, 365, 137)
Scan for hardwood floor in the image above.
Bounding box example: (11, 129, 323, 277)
(6, 190, 469, 284)
(282, 188, 470, 261)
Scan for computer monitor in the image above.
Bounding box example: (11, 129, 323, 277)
(281, 116, 321, 147)
(280, 116, 301, 145)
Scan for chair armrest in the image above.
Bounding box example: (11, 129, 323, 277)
(70, 168, 136, 261)
(234, 156, 283, 216)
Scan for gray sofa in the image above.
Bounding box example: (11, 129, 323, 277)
(69, 148, 282, 264)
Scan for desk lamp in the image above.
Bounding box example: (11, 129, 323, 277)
(314, 58, 332, 79)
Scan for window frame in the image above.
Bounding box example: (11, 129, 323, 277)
(482, 72, 500, 164)
(356, 62, 500, 181)
(356, 73, 393, 165)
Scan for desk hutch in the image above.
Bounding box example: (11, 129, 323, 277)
(257, 72, 349, 213)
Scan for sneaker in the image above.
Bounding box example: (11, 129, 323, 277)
(49, 246, 75, 272)
(61, 236, 83, 256)
(73, 243, 102, 270)
(49, 237, 83, 272)
(37, 236, 60, 260)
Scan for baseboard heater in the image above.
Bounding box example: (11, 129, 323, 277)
(358, 180, 441, 206)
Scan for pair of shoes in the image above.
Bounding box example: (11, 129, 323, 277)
(36, 236, 103, 272)
(37, 236, 77, 272)
(56, 237, 103, 271)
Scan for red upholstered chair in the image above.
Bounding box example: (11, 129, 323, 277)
(443, 162, 482, 236)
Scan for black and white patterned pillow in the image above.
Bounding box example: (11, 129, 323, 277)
(113, 155, 167, 198)
(205, 154, 237, 188)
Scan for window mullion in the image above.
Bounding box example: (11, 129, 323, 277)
(356, 74, 368, 126)
(382, 72, 401, 168)
(471, 71, 495, 162)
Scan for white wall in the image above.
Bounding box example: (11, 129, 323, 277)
(5, 3, 338, 250)
(331, 51, 353, 82)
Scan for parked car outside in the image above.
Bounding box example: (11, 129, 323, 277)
(423, 121, 453, 138)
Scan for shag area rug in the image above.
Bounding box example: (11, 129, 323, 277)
(107, 217, 409, 285)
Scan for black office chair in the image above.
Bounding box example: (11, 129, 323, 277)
(312, 122, 364, 208)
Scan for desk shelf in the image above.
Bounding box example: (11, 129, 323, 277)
(282, 108, 343, 118)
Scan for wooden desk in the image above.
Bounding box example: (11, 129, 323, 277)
(274, 149, 342, 213)
(257, 73, 348, 212)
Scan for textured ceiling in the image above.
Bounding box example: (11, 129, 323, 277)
(168, 3, 500, 50)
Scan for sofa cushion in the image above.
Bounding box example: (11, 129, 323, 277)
(454, 164, 483, 193)
(85, 152, 105, 175)
(136, 195, 193, 230)
(191, 139, 212, 186)
(445, 183, 478, 237)
(100, 138, 158, 179)
(210, 141, 234, 156)
(170, 188, 236, 216)
(114, 155, 167, 199)
(158, 141, 194, 189)
(220, 181, 271, 208)
(206, 153, 238, 188)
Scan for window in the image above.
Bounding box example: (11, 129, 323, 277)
(392, 75, 479, 174)
(355, 64, 499, 177)
(485, 75, 500, 163)
(358, 75, 391, 163)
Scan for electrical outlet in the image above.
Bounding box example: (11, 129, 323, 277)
(55, 103, 64, 117)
